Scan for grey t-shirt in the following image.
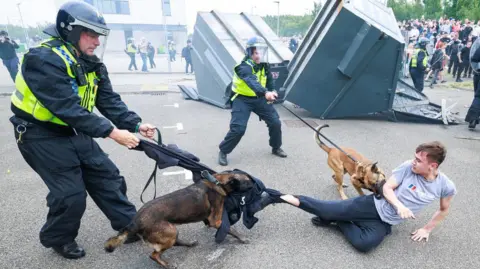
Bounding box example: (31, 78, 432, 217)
(374, 160, 457, 225)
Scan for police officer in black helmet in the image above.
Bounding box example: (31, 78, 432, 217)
(9, 1, 156, 259)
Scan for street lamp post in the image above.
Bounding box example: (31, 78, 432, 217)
(16, 2, 30, 48)
(273, 1, 280, 36)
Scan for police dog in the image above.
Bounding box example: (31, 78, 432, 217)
(104, 171, 253, 268)
(314, 124, 386, 200)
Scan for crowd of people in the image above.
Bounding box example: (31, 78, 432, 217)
(400, 17, 480, 130)
(400, 18, 479, 88)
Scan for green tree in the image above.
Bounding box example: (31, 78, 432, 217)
(0, 22, 51, 43)
(262, 1, 322, 37)
(456, 0, 480, 21)
(443, 0, 458, 19)
(423, 0, 443, 19)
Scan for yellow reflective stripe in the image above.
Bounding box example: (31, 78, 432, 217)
(230, 93, 239, 101)
(50, 47, 76, 78)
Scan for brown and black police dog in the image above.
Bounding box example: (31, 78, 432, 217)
(104, 171, 253, 268)
(314, 124, 386, 200)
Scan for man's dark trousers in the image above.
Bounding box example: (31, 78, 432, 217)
(11, 117, 137, 248)
(465, 73, 480, 123)
(3, 57, 19, 82)
(219, 95, 282, 154)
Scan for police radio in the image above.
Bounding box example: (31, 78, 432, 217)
(72, 63, 88, 87)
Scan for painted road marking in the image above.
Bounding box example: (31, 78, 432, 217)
(163, 123, 184, 131)
(164, 103, 179, 108)
(162, 169, 193, 180)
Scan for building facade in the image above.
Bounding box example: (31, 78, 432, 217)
(53, 0, 188, 52)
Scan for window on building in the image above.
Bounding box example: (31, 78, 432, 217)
(85, 0, 130, 15)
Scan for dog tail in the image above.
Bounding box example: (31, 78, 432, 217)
(104, 231, 129, 253)
(314, 124, 331, 153)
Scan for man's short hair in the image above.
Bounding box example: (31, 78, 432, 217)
(416, 141, 446, 165)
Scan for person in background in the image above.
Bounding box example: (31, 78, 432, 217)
(125, 38, 137, 71)
(409, 37, 429, 92)
(147, 41, 156, 69)
(459, 40, 472, 80)
(429, 41, 448, 89)
(465, 36, 480, 129)
(138, 37, 148, 72)
(0, 30, 20, 82)
(181, 40, 193, 74)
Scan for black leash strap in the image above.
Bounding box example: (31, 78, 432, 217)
(281, 104, 359, 163)
(140, 128, 163, 204)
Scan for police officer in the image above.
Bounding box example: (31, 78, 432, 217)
(465, 36, 480, 129)
(0, 30, 20, 82)
(218, 36, 287, 166)
(9, 1, 156, 259)
(126, 38, 138, 71)
(409, 37, 429, 92)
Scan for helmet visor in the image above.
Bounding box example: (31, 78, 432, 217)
(253, 45, 269, 63)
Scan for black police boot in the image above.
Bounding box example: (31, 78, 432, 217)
(468, 120, 478, 130)
(456, 78, 463, 82)
(52, 241, 86, 260)
(272, 148, 287, 158)
(311, 216, 335, 227)
(218, 151, 228, 166)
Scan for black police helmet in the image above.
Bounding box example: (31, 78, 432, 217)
(0, 30, 7, 36)
(45, 0, 109, 44)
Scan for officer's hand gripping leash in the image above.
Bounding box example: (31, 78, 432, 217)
(139, 128, 218, 203)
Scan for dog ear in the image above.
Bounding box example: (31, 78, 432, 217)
(356, 163, 366, 177)
(370, 162, 378, 173)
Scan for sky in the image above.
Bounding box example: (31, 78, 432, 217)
(0, 0, 325, 32)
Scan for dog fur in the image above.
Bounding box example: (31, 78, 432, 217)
(314, 124, 386, 200)
(104, 171, 254, 268)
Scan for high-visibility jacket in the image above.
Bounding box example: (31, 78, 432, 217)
(231, 60, 267, 98)
(11, 38, 99, 126)
(410, 48, 428, 69)
(127, 43, 136, 53)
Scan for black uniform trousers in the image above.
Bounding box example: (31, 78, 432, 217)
(219, 95, 282, 154)
(465, 73, 480, 123)
(10, 116, 136, 248)
(409, 68, 424, 92)
(448, 55, 460, 76)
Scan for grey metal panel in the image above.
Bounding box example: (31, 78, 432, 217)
(190, 10, 293, 108)
(282, 0, 457, 124)
(284, 0, 402, 119)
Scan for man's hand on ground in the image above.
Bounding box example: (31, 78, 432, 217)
(411, 228, 430, 242)
(397, 204, 415, 219)
(109, 128, 140, 149)
(138, 123, 156, 139)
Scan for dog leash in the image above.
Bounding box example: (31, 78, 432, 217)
(280, 104, 359, 163)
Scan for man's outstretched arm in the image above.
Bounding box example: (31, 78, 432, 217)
(411, 195, 454, 242)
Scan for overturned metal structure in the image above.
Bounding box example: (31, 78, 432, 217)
(183, 1, 459, 125)
(283, 0, 459, 124)
(179, 10, 293, 108)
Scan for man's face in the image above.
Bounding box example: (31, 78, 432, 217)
(467, 41, 472, 48)
(78, 31, 100, 56)
(411, 151, 438, 175)
(0, 35, 5, 42)
(252, 48, 261, 64)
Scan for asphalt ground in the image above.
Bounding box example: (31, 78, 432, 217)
(1, 73, 480, 269)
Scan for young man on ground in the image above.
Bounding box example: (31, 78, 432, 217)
(257, 141, 457, 253)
